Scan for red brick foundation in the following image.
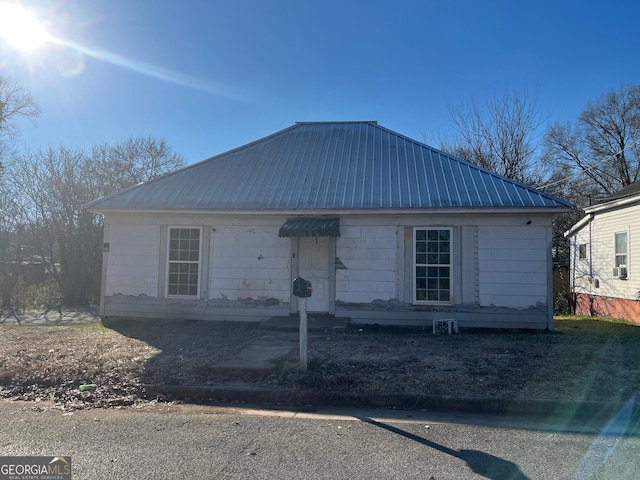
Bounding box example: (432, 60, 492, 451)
(574, 293, 640, 324)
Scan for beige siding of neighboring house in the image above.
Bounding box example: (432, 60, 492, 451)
(571, 224, 593, 297)
(571, 204, 640, 302)
(569, 201, 640, 322)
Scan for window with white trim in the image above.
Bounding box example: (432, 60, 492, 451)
(578, 243, 587, 260)
(614, 231, 628, 277)
(414, 228, 451, 303)
(167, 227, 201, 297)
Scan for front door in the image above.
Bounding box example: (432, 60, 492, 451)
(298, 237, 332, 313)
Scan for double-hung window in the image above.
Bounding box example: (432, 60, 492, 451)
(414, 227, 452, 303)
(167, 227, 202, 297)
(614, 231, 628, 278)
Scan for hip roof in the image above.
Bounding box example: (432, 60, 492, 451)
(85, 121, 573, 212)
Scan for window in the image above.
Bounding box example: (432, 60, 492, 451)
(578, 243, 587, 260)
(615, 231, 628, 276)
(414, 228, 451, 303)
(167, 227, 201, 297)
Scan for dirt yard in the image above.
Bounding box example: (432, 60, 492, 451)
(1, 315, 639, 409)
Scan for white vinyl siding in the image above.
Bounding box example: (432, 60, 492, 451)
(167, 227, 202, 297)
(571, 204, 638, 299)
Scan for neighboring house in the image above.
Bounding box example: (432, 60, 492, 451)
(565, 182, 640, 322)
(85, 121, 572, 330)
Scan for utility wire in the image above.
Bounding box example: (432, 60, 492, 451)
(535, 137, 640, 194)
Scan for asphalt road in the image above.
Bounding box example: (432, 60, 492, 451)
(1, 400, 639, 479)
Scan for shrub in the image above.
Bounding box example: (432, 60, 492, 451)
(15, 277, 62, 311)
(554, 293, 570, 315)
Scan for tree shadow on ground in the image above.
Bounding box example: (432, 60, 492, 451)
(103, 317, 263, 386)
(360, 417, 529, 480)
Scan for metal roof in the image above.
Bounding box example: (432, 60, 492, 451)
(85, 121, 573, 212)
(278, 218, 340, 238)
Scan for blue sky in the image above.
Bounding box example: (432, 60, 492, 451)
(3, 0, 640, 164)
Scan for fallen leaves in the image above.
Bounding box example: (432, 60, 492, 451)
(2, 318, 640, 410)
(0, 323, 158, 409)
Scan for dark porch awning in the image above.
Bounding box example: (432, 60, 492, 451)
(278, 218, 340, 238)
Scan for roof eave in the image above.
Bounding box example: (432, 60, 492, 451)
(565, 192, 640, 238)
(564, 213, 593, 238)
(86, 206, 573, 216)
(583, 192, 640, 214)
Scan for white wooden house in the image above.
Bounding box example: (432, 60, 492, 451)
(85, 121, 572, 329)
(565, 182, 640, 321)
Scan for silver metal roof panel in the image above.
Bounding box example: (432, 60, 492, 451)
(85, 121, 573, 211)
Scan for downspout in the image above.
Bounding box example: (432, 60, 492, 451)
(99, 220, 108, 317)
(589, 217, 593, 284)
(565, 213, 593, 315)
(571, 236, 577, 313)
(587, 215, 595, 316)
(547, 224, 554, 330)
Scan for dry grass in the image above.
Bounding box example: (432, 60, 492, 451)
(1, 316, 640, 409)
(0, 323, 156, 408)
(269, 317, 640, 405)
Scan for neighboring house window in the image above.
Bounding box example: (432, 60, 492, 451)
(578, 244, 587, 260)
(167, 227, 201, 297)
(414, 228, 451, 303)
(614, 231, 628, 277)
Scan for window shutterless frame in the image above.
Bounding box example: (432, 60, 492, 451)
(166, 226, 202, 298)
(578, 243, 587, 260)
(413, 227, 453, 304)
(614, 230, 629, 278)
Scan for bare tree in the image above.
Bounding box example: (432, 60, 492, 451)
(543, 84, 640, 201)
(90, 136, 185, 195)
(0, 77, 39, 311)
(0, 164, 30, 310)
(7, 138, 184, 306)
(442, 90, 546, 184)
(0, 77, 183, 308)
(0, 76, 40, 169)
(10, 148, 93, 304)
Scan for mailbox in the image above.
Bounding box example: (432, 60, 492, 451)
(293, 276, 313, 297)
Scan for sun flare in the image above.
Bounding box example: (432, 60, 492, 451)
(0, 2, 50, 52)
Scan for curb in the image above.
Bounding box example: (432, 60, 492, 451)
(144, 384, 633, 419)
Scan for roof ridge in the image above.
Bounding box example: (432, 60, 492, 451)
(295, 120, 378, 125)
